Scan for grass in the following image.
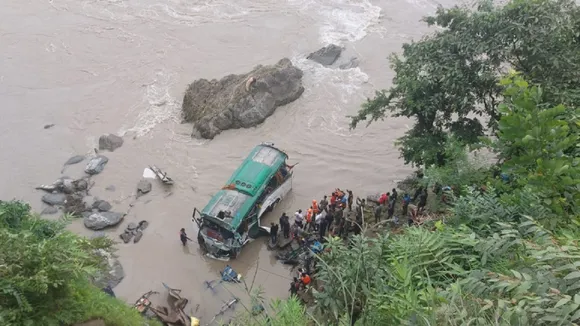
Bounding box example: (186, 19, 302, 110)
(69, 282, 162, 326)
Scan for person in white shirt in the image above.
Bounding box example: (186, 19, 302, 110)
(314, 210, 326, 231)
(294, 209, 304, 228)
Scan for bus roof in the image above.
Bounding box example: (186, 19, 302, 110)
(201, 144, 288, 231)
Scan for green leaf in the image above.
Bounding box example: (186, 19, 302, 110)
(564, 271, 580, 280)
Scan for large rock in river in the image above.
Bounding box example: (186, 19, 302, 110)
(84, 212, 124, 230)
(182, 58, 304, 139)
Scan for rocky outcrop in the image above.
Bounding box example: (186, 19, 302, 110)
(98, 134, 124, 152)
(182, 58, 304, 139)
(307, 45, 343, 66)
(85, 155, 109, 175)
(84, 212, 124, 230)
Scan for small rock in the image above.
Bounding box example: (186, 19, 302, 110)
(338, 57, 359, 70)
(137, 179, 152, 196)
(98, 134, 124, 152)
(307, 44, 343, 66)
(92, 200, 112, 212)
(64, 155, 85, 166)
(44, 124, 55, 129)
(138, 220, 149, 231)
(133, 231, 143, 243)
(105, 185, 116, 192)
(81, 211, 92, 219)
(84, 212, 124, 230)
(120, 232, 133, 243)
(41, 193, 67, 206)
(41, 206, 59, 215)
(85, 155, 109, 175)
(126, 222, 138, 230)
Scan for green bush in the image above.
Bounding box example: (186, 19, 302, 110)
(0, 200, 158, 326)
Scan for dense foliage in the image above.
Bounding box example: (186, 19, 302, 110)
(350, 0, 580, 167)
(232, 1, 580, 325)
(0, 201, 157, 326)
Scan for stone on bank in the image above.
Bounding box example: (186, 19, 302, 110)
(181, 58, 304, 139)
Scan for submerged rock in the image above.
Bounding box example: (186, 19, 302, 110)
(98, 134, 124, 152)
(307, 44, 342, 66)
(338, 57, 359, 70)
(64, 155, 85, 166)
(42, 193, 67, 206)
(126, 222, 138, 230)
(137, 179, 152, 196)
(92, 249, 125, 288)
(41, 206, 59, 215)
(92, 200, 112, 212)
(182, 58, 304, 139)
(85, 155, 109, 175)
(84, 212, 124, 230)
(105, 185, 116, 192)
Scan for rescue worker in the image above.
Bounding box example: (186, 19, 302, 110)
(306, 207, 314, 231)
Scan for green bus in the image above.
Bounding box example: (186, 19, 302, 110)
(192, 142, 294, 260)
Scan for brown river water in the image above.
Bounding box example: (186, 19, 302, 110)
(0, 0, 459, 323)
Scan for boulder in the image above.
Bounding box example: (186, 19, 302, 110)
(137, 179, 152, 196)
(92, 249, 125, 288)
(85, 155, 109, 175)
(307, 44, 342, 66)
(41, 193, 67, 206)
(84, 212, 124, 230)
(92, 200, 112, 212)
(98, 134, 124, 152)
(41, 206, 59, 215)
(64, 155, 85, 166)
(182, 58, 304, 139)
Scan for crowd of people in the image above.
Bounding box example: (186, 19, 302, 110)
(270, 188, 368, 248)
(269, 186, 432, 298)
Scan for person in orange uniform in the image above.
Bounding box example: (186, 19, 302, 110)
(312, 200, 319, 215)
(306, 207, 314, 231)
(300, 272, 311, 288)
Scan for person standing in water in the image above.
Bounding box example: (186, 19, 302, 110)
(180, 228, 192, 246)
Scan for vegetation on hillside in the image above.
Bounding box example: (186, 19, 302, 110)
(230, 0, 580, 325)
(0, 201, 158, 326)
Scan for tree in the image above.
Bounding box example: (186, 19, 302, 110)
(487, 73, 580, 226)
(350, 0, 580, 167)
